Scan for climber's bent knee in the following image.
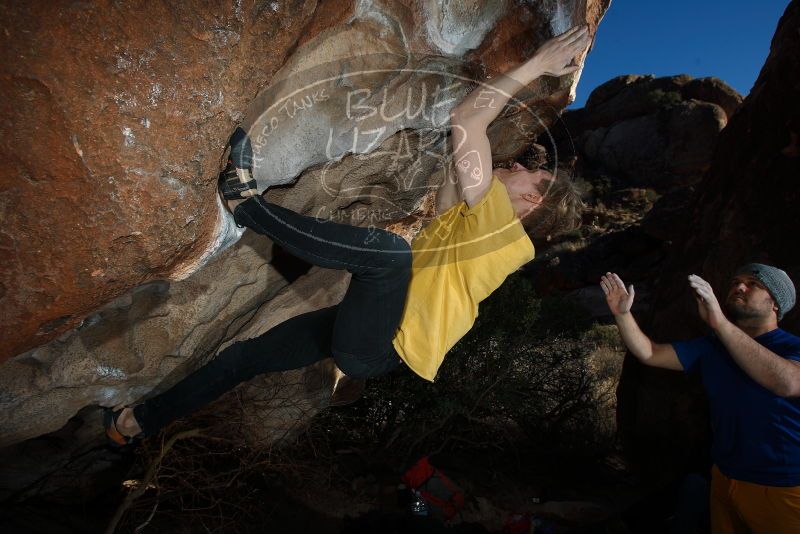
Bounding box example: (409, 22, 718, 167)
(332, 346, 402, 380)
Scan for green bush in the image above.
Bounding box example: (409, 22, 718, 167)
(646, 89, 683, 109)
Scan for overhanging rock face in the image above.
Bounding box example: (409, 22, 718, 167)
(0, 0, 609, 446)
(1, 0, 328, 361)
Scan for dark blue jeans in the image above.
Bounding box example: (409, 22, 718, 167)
(134, 196, 411, 436)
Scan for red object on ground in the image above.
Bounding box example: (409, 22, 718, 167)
(401, 456, 465, 520)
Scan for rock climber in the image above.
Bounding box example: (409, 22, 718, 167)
(104, 25, 591, 446)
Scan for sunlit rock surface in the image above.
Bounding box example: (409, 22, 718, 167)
(1, 1, 608, 447)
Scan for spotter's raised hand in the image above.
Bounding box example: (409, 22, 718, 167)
(601, 272, 635, 316)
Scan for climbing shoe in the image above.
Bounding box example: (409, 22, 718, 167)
(219, 126, 258, 201)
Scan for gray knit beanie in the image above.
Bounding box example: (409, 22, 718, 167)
(734, 263, 796, 320)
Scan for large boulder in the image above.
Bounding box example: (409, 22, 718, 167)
(557, 74, 741, 189)
(582, 100, 727, 187)
(0, 0, 608, 364)
(0, 0, 609, 449)
(0, 0, 326, 363)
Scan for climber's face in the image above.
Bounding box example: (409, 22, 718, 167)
(495, 162, 553, 219)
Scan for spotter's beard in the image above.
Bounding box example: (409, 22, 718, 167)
(725, 296, 772, 321)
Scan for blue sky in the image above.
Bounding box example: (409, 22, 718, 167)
(571, 1, 791, 108)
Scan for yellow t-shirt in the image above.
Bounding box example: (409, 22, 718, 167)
(392, 176, 536, 381)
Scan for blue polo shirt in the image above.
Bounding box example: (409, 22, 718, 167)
(673, 328, 800, 487)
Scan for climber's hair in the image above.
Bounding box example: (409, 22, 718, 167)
(520, 167, 585, 244)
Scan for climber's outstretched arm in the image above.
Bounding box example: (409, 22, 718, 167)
(449, 25, 589, 208)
